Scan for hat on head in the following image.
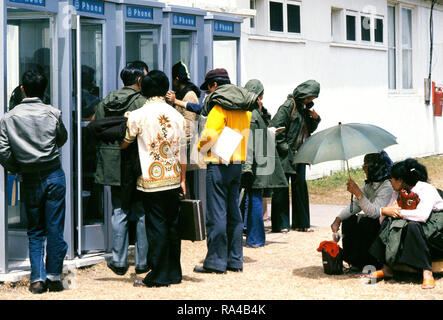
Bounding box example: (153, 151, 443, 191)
(172, 61, 190, 81)
(200, 68, 230, 90)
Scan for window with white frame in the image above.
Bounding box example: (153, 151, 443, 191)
(332, 9, 384, 46)
(346, 12, 357, 41)
(250, 0, 256, 29)
(269, 0, 301, 34)
(388, 4, 414, 90)
(361, 15, 371, 42)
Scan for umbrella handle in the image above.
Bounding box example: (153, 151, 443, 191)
(346, 160, 353, 211)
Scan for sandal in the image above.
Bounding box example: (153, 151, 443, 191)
(421, 278, 435, 289)
(366, 270, 392, 283)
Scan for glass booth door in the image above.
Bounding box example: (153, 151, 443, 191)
(172, 30, 193, 78)
(213, 38, 237, 85)
(125, 23, 160, 70)
(72, 17, 109, 255)
(6, 13, 54, 260)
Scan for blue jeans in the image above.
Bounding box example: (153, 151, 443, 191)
(204, 164, 243, 272)
(110, 187, 148, 270)
(243, 189, 266, 247)
(22, 167, 67, 283)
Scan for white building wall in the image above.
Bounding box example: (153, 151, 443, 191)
(164, 0, 443, 179)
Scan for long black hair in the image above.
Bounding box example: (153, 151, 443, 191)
(390, 158, 428, 187)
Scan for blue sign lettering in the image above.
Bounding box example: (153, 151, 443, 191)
(214, 21, 234, 33)
(74, 0, 104, 15)
(126, 6, 153, 20)
(173, 14, 195, 27)
(9, 0, 46, 6)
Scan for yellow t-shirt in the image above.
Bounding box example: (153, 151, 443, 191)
(198, 104, 251, 163)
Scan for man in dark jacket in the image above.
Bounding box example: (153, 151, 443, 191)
(269, 80, 321, 233)
(94, 61, 149, 276)
(0, 70, 68, 294)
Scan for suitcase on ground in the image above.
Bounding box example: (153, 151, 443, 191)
(179, 199, 206, 241)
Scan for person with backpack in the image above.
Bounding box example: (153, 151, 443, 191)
(193, 68, 257, 274)
(93, 61, 149, 276)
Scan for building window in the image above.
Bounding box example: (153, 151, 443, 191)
(270, 2, 284, 32)
(287, 4, 300, 33)
(388, 6, 396, 89)
(346, 14, 356, 41)
(375, 18, 383, 43)
(361, 16, 371, 41)
(402, 8, 413, 89)
(388, 5, 413, 90)
(269, 1, 301, 34)
(250, 0, 256, 29)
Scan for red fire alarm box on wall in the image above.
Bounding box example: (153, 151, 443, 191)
(432, 82, 443, 117)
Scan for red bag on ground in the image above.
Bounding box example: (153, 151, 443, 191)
(317, 241, 343, 275)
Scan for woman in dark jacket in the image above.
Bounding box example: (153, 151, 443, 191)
(269, 80, 321, 233)
(241, 79, 288, 247)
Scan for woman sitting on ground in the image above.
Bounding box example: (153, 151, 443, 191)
(331, 151, 394, 272)
(368, 158, 443, 289)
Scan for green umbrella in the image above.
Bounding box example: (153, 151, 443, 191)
(293, 122, 398, 208)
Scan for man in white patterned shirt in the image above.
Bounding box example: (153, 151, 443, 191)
(121, 70, 186, 288)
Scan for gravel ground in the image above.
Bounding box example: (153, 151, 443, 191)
(1, 222, 441, 300)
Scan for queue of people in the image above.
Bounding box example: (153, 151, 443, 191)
(0, 59, 442, 294)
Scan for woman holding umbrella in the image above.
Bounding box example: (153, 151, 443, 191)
(330, 151, 394, 272)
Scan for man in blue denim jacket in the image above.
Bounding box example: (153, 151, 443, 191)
(0, 70, 68, 294)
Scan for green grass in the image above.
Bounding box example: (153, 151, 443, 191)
(307, 167, 366, 193)
(307, 154, 443, 194)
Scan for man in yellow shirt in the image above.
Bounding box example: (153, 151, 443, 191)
(194, 69, 257, 274)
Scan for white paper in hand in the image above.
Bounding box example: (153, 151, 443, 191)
(211, 126, 243, 165)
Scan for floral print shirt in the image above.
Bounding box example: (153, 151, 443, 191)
(124, 97, 186, 193)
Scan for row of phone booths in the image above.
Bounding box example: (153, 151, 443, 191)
(0, 0, 243, 274)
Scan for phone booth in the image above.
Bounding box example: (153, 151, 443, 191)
(116, 0, 164, 87)
(68, 0, 116, 257)
(163, 5, 205, 89)
(0, 0, 60, 273)
(204, 13, 242, 85)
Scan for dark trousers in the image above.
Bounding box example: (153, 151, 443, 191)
(342, 215, 381, 269)
(204, 164, 243, 272)
(141, 188, 182, 286)
(271, 164, 310, 232)
(371, 220, 433, 271)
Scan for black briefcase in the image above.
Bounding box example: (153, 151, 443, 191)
(179, 199, 206, 241)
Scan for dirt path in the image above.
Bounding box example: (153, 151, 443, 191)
(1, 225, 441, 300)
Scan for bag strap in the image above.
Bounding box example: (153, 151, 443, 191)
(290, 98, 297, 118)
